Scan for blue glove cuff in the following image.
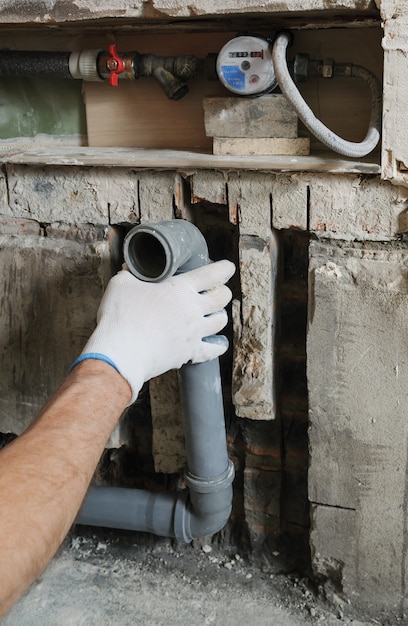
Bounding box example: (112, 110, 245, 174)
(69, 353, 120, 375)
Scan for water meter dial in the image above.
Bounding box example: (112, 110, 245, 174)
(216, 35, 277, 96)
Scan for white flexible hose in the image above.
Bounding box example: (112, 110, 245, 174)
(272, 31, 382, 158)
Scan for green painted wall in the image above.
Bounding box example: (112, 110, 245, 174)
(0, 77, 86, 139)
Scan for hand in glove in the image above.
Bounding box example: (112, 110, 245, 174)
(71, 260, 235, 404)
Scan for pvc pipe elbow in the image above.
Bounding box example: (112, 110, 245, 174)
(171, 460, 235, 542)
(185, 460, 235, 540)
(123, 220, 210, 282)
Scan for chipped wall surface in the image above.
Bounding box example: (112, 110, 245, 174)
(4, 158, 408, 617)
(381, 12, 408, 187)
(0, 1, 378, 24)
(5, 165, 140, 224)
(308, 240, 408, 617)
(0, 229, 110, 433)
(1, 165, 407, 432)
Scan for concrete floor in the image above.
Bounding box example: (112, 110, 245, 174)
(2, 528, 377, 626)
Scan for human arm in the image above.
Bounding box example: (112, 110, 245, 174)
(0, 259, 235, 617)
(0, 360, 131, 617)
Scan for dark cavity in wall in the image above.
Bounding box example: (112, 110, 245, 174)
(277, 229, 310, 575)
(95, 211, 310, 577)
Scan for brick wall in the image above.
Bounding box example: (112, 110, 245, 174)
(2, 160, 408, 618)
(0, 168, 310, 573)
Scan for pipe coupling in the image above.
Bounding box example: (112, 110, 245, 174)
(184, 460, 235, 495)
(174, 461, 235, 542)
(69, 49, 104, 82)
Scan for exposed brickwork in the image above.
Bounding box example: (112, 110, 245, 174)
(0, 168, 308, 572)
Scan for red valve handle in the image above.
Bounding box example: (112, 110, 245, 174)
(106, 44, 125, 87)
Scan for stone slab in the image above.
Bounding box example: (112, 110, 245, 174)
(191, 170, 227, 205)
(213, 137, 310, 157)
(228, 172, 273, 238)
(232, 233, 278, 420)
(0, 1, 377, 23)
(138, 171, 176, 223)
(203, 96, 298, 139)
(5, 165, 140, 225)
(0, 147, 381, 176)
(271, 174, 308, 231)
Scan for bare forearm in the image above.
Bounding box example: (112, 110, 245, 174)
(0, 360, 131, 617)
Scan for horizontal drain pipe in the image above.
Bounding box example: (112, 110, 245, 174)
(76, 220, 235, 542)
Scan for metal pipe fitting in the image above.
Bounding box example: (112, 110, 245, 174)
(151, 66, 188, 100)
(273, 31, 382, 157)
(97, 50, 199, 98)
(0, 48, 199, 99)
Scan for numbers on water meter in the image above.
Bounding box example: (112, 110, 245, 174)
(216, 35, 277, 96)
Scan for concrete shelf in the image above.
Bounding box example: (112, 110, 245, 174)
(0, 145, 381, 175)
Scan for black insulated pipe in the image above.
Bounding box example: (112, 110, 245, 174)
(0, 51, 72, 78)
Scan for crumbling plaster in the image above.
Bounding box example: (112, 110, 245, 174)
(0, 1, 378, 24)
(2, 161, 407, 618)
(1, 165, 406, 435)
(380, 10, 408, 187)
(308, 240, 408, 617)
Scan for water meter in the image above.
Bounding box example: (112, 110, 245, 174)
(216, 35, 277, 96)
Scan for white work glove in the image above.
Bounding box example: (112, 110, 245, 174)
(71, 260, 235, 404)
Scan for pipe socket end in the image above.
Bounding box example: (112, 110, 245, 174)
(185, 460, 235, 495)
(124, 226, 174, 282)
(123, 220, 210, 282)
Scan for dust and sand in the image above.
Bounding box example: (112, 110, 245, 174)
(3, 528, 373, 626)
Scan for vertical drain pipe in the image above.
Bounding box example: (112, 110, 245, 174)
(76, 220, 234, 541)
(179, 360, 235, 538)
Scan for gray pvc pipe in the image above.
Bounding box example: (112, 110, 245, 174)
(77, 220, 234, 542)
(78, 487, 185, 538)
(179, 358, 229, 480)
